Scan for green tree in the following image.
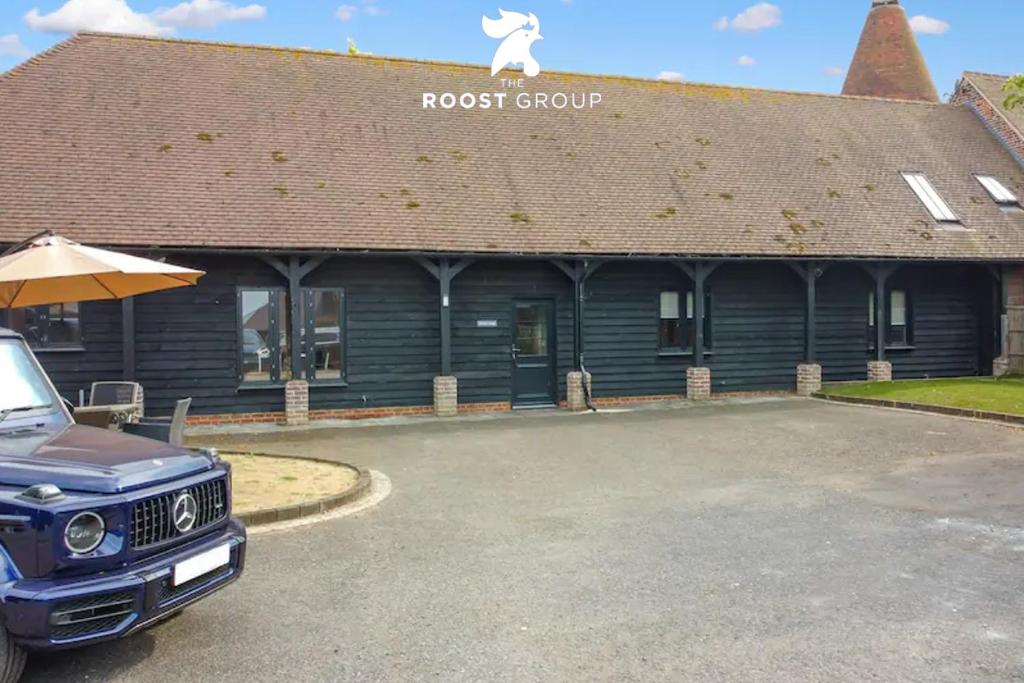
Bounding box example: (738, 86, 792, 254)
(1005, 74, 1024, 110)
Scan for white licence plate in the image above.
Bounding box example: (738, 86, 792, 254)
(173, 543, 231, 586)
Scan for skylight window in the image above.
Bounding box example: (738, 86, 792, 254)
(975, 176, 1020, 206)
(901, 173, 959, 223)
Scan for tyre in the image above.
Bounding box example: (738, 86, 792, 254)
(0, 629, 26, 683)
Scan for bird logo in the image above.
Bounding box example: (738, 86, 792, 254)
(482, 9, 543, 78)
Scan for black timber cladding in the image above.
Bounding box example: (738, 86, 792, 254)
(19, 254, 996, 415)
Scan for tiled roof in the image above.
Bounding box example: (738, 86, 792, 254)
(1, 32, 1023, 260)
(963, 72, 1024, 140)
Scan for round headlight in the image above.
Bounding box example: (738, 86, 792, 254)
(64, 512, 106, 555)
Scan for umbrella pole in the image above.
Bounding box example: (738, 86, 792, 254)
(1, 230, 54, 257)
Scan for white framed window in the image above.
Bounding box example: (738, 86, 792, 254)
(901, 172, 959, 222)
(867, 289, 911, 348)
(975, 175, 1020, 206)
(889, 290, 908, 346)
(658, 291, 682, 351)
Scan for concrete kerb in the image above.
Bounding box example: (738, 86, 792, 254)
(229, 452, 374, 527)
(814, 392, 1024, 428)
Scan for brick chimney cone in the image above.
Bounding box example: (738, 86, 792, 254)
(842, 0, 939, 102)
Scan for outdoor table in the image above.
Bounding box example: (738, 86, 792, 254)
(73, 404, 138, 428)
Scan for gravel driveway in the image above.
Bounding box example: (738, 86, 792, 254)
(24, 398, 1024, 682)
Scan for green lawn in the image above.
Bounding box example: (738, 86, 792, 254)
(822, 377, 1024, 416)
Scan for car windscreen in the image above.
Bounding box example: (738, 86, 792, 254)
(0, 339, 55, 412)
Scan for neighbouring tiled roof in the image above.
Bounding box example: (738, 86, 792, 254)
(962, 71, 1024, 140)
(1, 32, 1023, 260)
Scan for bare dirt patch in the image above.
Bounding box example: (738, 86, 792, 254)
(224, 453, 358, 514)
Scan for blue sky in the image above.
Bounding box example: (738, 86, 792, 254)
(0, 1, 1020, 97)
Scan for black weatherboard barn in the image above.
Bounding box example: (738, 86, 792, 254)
(1, 1, 1022, 425)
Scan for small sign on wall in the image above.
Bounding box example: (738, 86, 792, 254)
(476, 319, 499, 328)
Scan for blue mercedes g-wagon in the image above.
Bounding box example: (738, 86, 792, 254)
(0, 327, 246, 681)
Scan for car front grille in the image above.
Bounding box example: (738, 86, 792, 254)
(50, 591, 135, 640)
(131, 478, 227, 549)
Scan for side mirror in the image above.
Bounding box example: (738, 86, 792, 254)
(61, 397, 76, 414)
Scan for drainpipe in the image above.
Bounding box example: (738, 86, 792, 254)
(576, 261, 597, 412)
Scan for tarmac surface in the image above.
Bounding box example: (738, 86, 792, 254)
(24, 398, 1024, 682)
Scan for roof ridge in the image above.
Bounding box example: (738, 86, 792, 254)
(70, 30, 947, 108)
(963, 70, 1013, 80)
(0, 34, 82, 84)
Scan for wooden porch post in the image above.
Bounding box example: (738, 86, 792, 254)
(121, 297, 135, 381)
(287, 256, 303, 380)
(439, 258, 453, 376)
(413, 257, 475, 376)
(805, 267, 817, 363)
(694, 263, 707, 367)
(874, 267, 888, 362)
(784, 261, 825, 363)
(256, 254, 329, 380)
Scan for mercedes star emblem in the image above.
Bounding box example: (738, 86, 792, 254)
(173, 492, 198, 532)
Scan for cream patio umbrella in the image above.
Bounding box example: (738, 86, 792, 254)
(0, 233, 204, 308)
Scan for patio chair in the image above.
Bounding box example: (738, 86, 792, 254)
(122, 398, 191, 446)
(89, 381, 145, 423)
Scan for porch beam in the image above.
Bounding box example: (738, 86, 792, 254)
(412, 257, 440, 280)
(671, 261, 694, 280)
(449, 258, 476, 280)
(298, 256, 328, 280)
(547, 259, 575, 281)
(257, 254, 290, 280)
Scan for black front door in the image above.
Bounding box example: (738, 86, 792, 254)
(512, 300, 556, 407)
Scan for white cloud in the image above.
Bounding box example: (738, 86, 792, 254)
(822, 66, 845, 78)
(908, 15, 950, 35)
(24, 0, 266, 36)
(0, 33, 30, 57)
(153, 0, 266, 29)
(656, 71, 685, 83)
(336, 1, 383, 22)
(25, 0, 169, 36)
(714, 3, 782, 32)
(737, 55, 756, 67)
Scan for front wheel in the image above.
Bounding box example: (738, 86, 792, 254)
(0, 629, 26, 683)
